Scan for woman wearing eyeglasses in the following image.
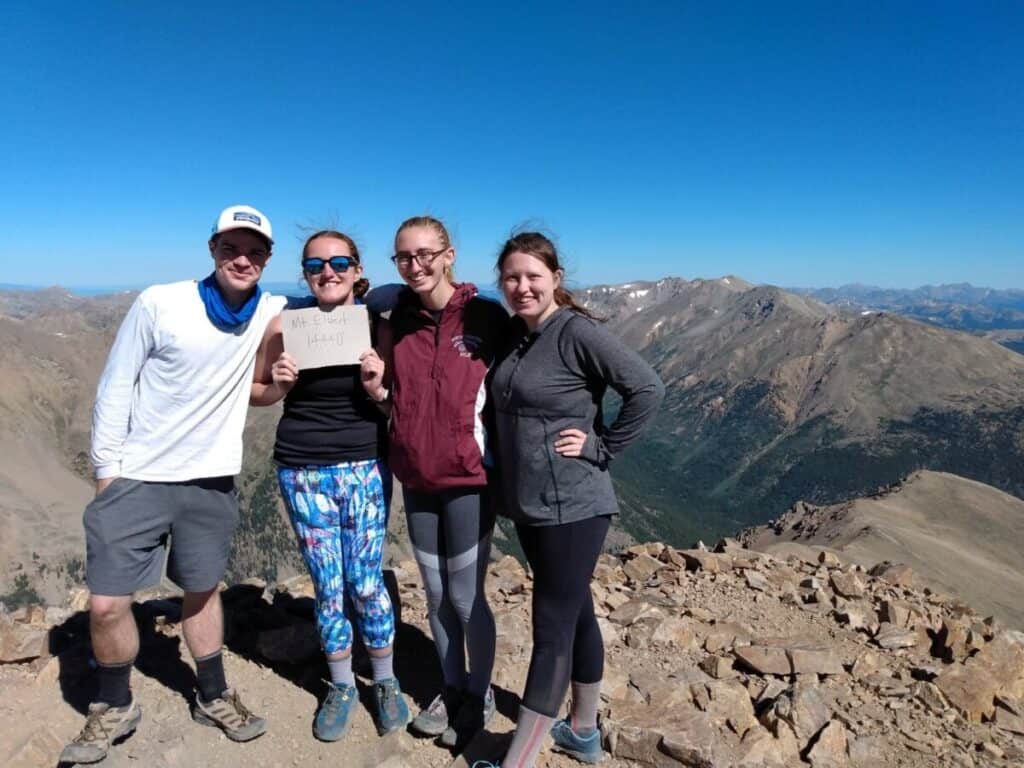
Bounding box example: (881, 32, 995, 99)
(359, 216, 510, 750)
(250, 230, 409, 742)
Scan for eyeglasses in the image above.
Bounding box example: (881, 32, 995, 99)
(302, 256, 357, 275)
(391, 247, 448, 269)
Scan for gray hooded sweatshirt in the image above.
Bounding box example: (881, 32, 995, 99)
(490, 307, 665, 526)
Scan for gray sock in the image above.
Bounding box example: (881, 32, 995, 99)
(503, 705, 555, 768)
(570, 680, 602, 735)
(327, 656, 355, 688)
(369, 651, 395, 682)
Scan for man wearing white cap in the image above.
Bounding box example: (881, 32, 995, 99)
(61, 205, 287, 764)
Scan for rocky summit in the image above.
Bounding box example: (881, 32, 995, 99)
(3, 541, 1023, 767)
(738, 470, 1024, 629)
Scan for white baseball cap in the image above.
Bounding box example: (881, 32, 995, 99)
(211, 204, 274, 245)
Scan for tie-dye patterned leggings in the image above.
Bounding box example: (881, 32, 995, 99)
(277, 459, 395, 654)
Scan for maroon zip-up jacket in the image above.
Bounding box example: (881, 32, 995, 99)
(388, 283, 512, 493)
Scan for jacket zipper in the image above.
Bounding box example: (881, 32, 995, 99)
(503, 333, 534, 401)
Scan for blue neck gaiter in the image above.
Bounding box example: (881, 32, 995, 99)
(197, 273, 263, 329)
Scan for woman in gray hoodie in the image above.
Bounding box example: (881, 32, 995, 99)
(485, 232, 665, 768)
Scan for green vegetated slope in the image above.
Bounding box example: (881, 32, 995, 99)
(228, 405, 305, 584)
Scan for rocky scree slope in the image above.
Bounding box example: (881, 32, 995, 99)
(738, 470, 1024, 629)
(3, 541, 1024, 767)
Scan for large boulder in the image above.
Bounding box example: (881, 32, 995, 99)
(829, 571, 865, 599)
(869, 562, 913, 586)
(623, 553, 666, 583)
(606, 703, 735, 767)
(772, 684, 831, 747)
(734, 642, 844, 676)
(0, 613, 48, 663)
(697, 679, 758, 737)
(807, 720, 850, 767)
(936, 630, 1024, 722)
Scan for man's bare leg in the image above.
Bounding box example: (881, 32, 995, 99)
(182, 587, 223, 659)
(184, 586, 267, 740)
(182, 588, 229, 704)
(89, 594, 139, 710)
(90, 594, 138, 665)
(60, 595, 142, 763)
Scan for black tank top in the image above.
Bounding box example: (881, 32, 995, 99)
(274, 363, 387, 467)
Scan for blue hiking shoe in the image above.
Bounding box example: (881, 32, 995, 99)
(314, 682, 358, 742)
(373, 677, 411, 735)
(551, 717, 604, 763)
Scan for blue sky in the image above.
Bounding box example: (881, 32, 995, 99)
(1, 1, 1021, 291)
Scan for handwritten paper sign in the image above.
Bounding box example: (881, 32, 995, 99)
(281, 305, 372, 370)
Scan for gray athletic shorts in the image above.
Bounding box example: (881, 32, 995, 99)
(84, 476, 239, 595)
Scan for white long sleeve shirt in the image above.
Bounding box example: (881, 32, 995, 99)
(91, 280, 286, 481)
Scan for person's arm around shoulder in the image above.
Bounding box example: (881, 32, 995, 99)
(490, 301, 517, 356)
(250, 314, 298, 406)
(91, 293, 157, 494)
(560, 314, 665, 464)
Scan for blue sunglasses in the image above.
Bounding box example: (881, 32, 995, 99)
(302, 256, 357, 275)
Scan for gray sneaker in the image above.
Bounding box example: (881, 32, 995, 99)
(440, 687, 495, 748)
(60, 699, 142, 764)
(192, 688, 267, 742)
(411, 686, 463, 737)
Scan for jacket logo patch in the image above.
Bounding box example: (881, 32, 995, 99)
(452, 334, 482, 357)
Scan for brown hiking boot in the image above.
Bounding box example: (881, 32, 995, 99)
(192, 688, 267, 742)
(59, 699, 142, 764)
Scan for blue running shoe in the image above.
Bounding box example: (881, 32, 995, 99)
(373, 677, 411, 735)
(314, 682, 357, 742)
(550, 717, 604, 763)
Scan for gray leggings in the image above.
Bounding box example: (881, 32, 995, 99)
(404, 486, 496, 697)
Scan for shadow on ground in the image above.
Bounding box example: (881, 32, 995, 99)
(48, 570, 521, 757)
(50, 599, 196, 716)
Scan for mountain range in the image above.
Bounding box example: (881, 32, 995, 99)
(790, 283, 1024, 329)
(580, 277, 1024, 545)
(4, 280, 1024, 768)
(3, 279, 1024, 608)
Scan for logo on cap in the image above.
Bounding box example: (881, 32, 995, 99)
(234, 212, 262, 226)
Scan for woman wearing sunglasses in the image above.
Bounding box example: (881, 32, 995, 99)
(477, 232, 664, 768)
(250, 230, 409, 742)
(360, 216, 510, 750)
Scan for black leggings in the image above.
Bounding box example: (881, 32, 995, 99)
(516, 515, 610, 717)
